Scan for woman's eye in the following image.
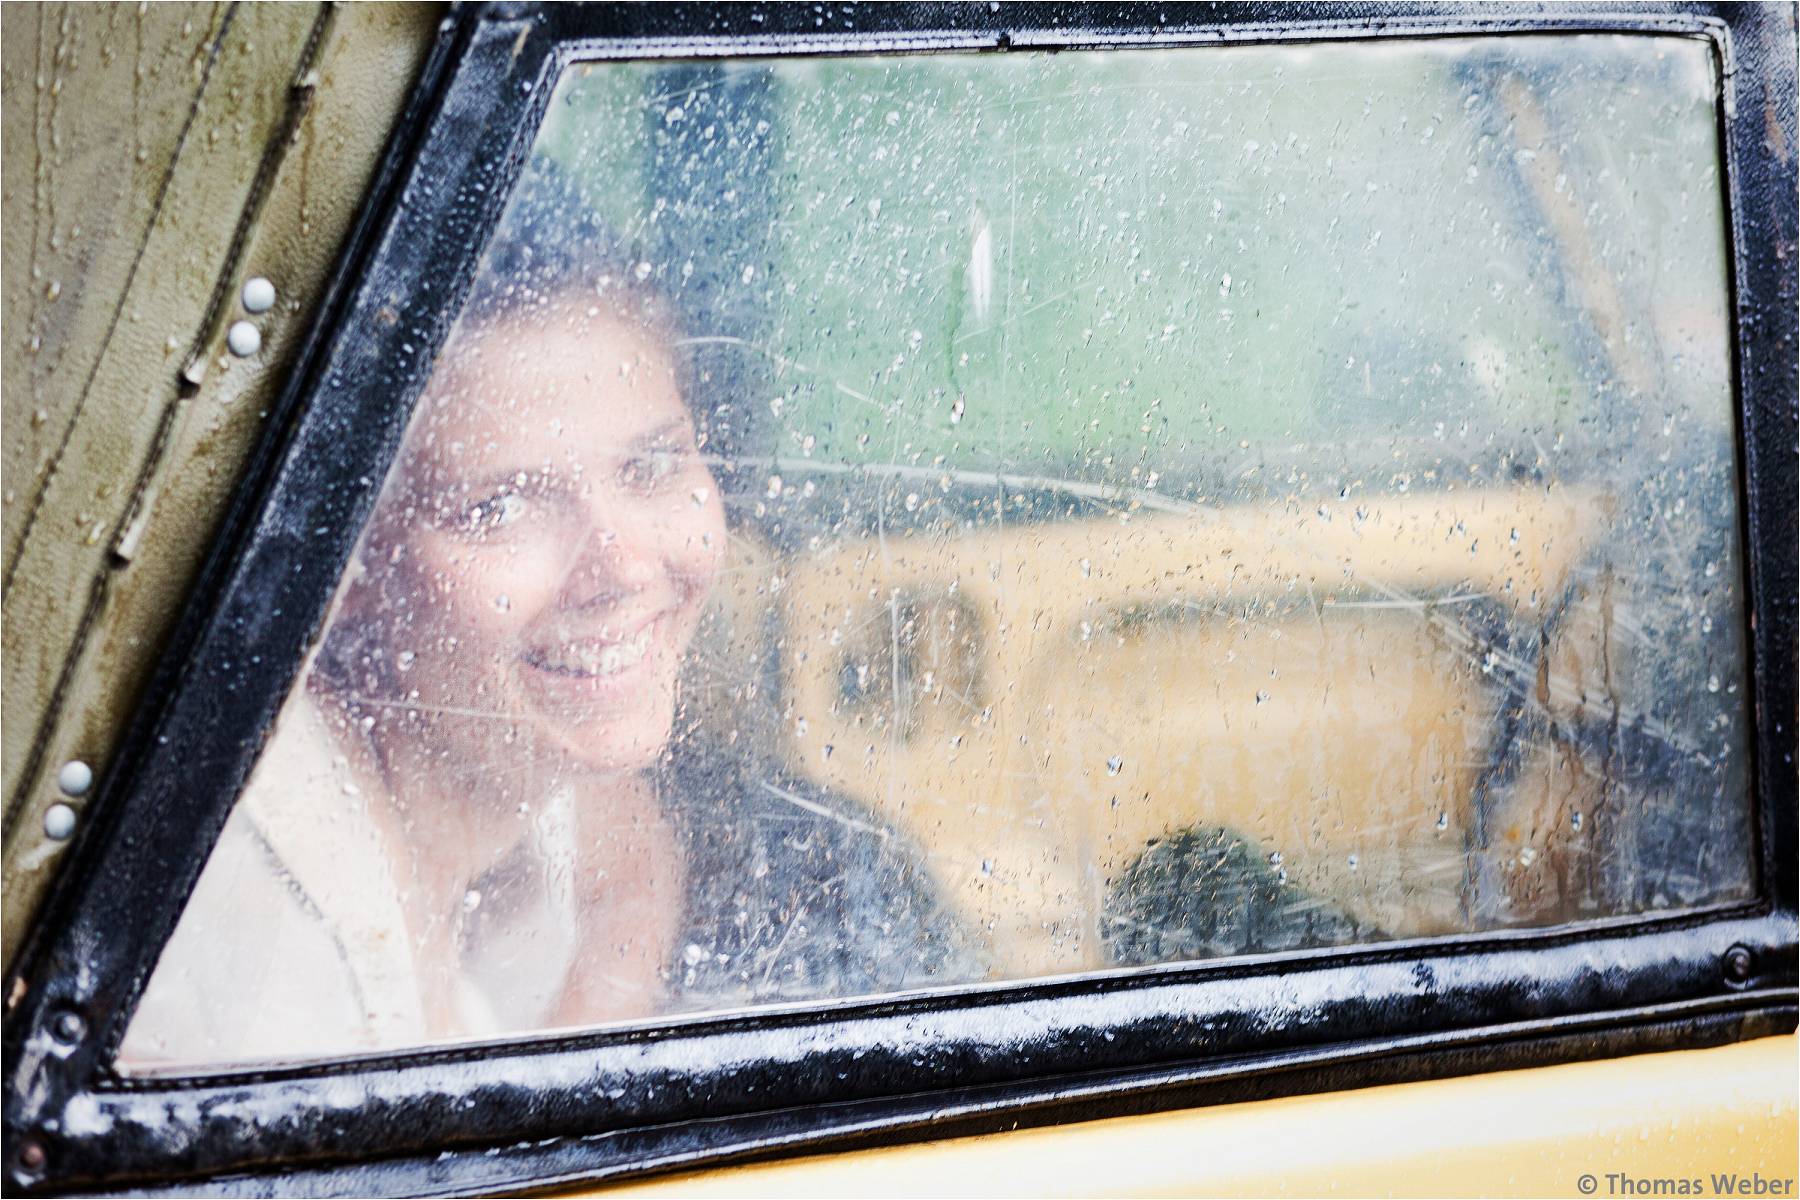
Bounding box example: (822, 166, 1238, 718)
(460, 490, 529, 533)
(622, 447, 683, 492)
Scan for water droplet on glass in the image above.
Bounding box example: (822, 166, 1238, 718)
(462, 889, 482, 912)
(1436, 811, 1450, 831)
(765, 475, 783, 500)
(494, 594, 510, 612)
(1079, 558, 1091, 578)
(1105, 756, 1123, 776)
(949, 396, 965, 425)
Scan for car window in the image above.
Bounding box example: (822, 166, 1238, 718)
(119, 32, 1753, 1072)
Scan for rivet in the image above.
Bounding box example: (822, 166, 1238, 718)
(16, 1134, 47, 1174)
(1723, 944, 1754, 984)
(56, 759, 92, 796)
(241, 275, 276, 313)
(50, 1008, 85, 1045)
(43, 803, 77, 841)
(226, 320, 262, 357)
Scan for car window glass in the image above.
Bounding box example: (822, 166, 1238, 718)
(120, 33, 1753, 1072)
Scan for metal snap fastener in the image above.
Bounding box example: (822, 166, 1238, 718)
(227, 320, 262, 357)
(56, 760, 92, 796)
(43, 803, 77, 841)
(241, 275, 277, 313)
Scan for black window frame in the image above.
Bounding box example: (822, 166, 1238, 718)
(4, 3, 1794, 1196)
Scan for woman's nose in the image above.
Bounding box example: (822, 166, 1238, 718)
(560, 518, 662, 610)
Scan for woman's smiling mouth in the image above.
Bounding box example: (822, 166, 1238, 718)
(523, 621, 660, 680)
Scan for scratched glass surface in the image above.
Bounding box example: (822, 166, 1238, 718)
(122, 34, 1752, 1071)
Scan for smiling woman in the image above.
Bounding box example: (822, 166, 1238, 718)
(385, 309, 724, 775)
(117, 167, 974, 1067)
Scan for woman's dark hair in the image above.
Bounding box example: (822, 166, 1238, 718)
(457, 154, 749, 462)
(464, 159, 668, 329)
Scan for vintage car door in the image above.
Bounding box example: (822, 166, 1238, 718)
(3, 3, 1794, 1195)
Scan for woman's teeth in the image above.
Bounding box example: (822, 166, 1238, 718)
(531, 626, 654, 677)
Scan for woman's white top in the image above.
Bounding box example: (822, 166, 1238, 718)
(119, 691, 580, 1072)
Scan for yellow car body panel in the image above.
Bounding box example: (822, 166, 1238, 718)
(592, 1034, 1798, 1198)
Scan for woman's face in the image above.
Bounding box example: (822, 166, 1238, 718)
(353, 305, 727, 775)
